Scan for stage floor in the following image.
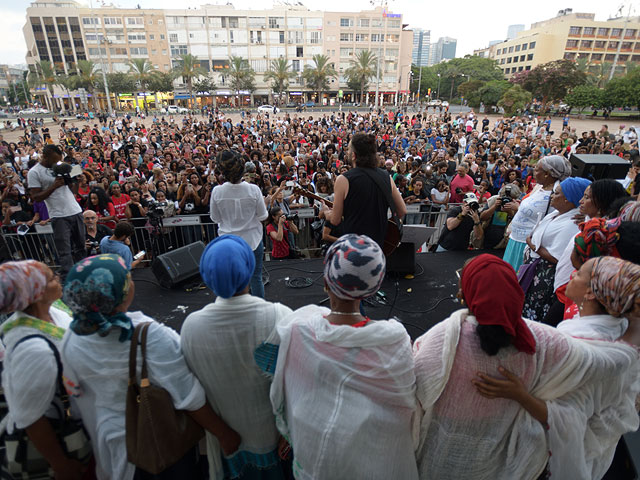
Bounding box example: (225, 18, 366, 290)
(131, 249, 491, 340)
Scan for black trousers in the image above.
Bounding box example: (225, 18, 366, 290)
(51, 212, 86, 275)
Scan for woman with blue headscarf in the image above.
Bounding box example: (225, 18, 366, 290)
(181, 235, 293, 479)
(60, 254, 240, 480)
(521, 177, 591, 323)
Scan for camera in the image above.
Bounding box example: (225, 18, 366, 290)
(455, 187, 463, 195)
(285, 213, 299, 222)
(468, 201, 480, 211)
(500, 185, 513, 206)
(51, 161, 82, 186)
(146, 199, 168, 227)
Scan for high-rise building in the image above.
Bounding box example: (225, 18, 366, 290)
(429, 36, 457, 65)
(488, 10, 640, 78)
(0, 65, 28, 102)
(412, 28, 430, 67)
(22, 0, 413, 109)
(506, 24, 525, 40)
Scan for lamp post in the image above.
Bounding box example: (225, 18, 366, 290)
(89, 0, 113, 115)
(436, 73, 441, 99)
(608, 2, 634, 81)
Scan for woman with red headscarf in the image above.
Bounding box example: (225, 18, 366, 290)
(413, 254, 639, 480)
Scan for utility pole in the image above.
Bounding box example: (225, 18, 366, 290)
(90, 0, 113, 115)
(608, 3, 633, 82)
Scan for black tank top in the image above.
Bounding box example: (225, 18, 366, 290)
(342, 167, 389, 247)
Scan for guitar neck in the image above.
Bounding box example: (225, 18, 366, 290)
(293, 187, 333, 208)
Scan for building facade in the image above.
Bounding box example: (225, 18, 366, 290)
(412, 28, 430, 67)
(0, 65, 28, 102)
(22, 0, 413, 109)
(487, 10, 640, 78)
(429, 36, 456, 65)
(506, 24, 524, 40)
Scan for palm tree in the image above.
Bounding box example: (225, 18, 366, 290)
(228, 56, 256, 107)
(128, 58, 156, 114)
(172, 54, 206, 109)
(301, 54, 337, 105)
(32, 61, 57, 111)
(76, 60, 101, 110)
(344, 50, 377, 104)
(263, 58, 296, 105)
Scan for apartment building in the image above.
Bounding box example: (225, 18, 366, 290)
(0, 65, 28, 102)
(22, 0, 413, 108)
(487, 10, 640, 78)
(412, 28, 430, 67)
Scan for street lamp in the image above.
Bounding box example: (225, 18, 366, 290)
(436, 73, 441, 99)
(89, 0, 113, 116)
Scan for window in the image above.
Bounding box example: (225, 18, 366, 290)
(529, 41, 536, 48)
(496, 48, 501, 55)
(507, 57, 512, 63)
(340, 47, 352, 57)
(618, 54, 629, 61)
(103, 17, 122, 25)
(581, 40, 593, 48)
(508, 46, 513, 53)
(359, 18, 369, 27)
(595, 40, 606, 48)
(527, 53, 533, 61)
(169, 33, 178, 43)
(371, 33, 384, 42)
(569, 26, 582, 35)
(605, 53, 616, 61)
(563, 52, 576, 60)
(162, 49, 167, 55)
(296, 46, 303, 57)
(85, 33, 104, 43)
(622, 42, 633, 50)
(292, 59, 300, 71)
(518, 66, 523, 71)
(82, 17, 99, 25)
(520, 55, 525, 62)
(521, 44, 527, 50)
(597, 28, 609, 36)
(340, 33, 353, 42)
(309, 31, 321, 44)
(566, 39, 579, 48)
(515, 44, 520, 52)
(130, 47, 147, 55)
(583, 27, 595, 36)
(88, 47, 106, 56)
(170, 44, 187, 56)
(149, 34, 154, 40)
(591, 53, 602, 60)
(268, 17, 283, 29)
(340, 18, 353, 27)
(372, 19, 382, 27)
(355, 33, 368, 42)
(228, 17, 239, 28)
(500, 58, 505, 64)
(160, 34, 165, 40)
(126, 17, 144, 25)
(625, 29, 637, 38)
(151, 49, 156, 55)
(229, 31, 234, 43)
(279, 31, 285, 43)
(128, 33, 146, 41)
(109, 47, 127, 55)
(609, 41, 619, 49)
(611, 28, 622, 37)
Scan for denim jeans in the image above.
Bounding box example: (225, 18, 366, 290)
(250, 240, 265, 298)
(51, 212, 86, 276)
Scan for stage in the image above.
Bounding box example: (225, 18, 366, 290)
(131, 249, 490, 339)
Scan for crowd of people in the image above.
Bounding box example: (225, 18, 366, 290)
(0, 105, 639, 479)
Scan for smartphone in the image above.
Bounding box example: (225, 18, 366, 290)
(134, 250, 146, 260)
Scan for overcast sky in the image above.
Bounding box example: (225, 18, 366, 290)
(0, 0, 626, 65)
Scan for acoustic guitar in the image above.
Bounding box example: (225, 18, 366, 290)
(292, 186, 402, 256)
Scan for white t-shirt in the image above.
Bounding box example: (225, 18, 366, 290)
(27, 163, 82, 219)
(508, 185, 555, 243)
(209, 182, 268, 250)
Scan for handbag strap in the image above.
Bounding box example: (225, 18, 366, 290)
(11, 334, 70, 418)
(359, 167, 397, 216)
(139, 323, 151, 384)
(128, 322, 149, 387)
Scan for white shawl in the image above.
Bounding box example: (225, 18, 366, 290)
(413, 309, 639, 480)
(271, 305, 419, 480)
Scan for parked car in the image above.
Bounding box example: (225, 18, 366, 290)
(18, 108, 36, 115)
(441, 101, 449, 108)
(286, 102, 299, 108)
(304, 101, 315, 108)
(164, 105, 189, 114)
(427, 99, 442, 107)
(257, 105, 280, 114)
(34, 108, 50, 114)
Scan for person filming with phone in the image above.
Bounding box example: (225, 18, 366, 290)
(99, 220, 145, 270)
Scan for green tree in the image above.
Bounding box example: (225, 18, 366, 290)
(100, 72, 137, 110)
(76, 60, 101, 110)
(55, 74, 78, 112)
(31, 61, 57, 110)
(228, 56, 256, 106)
(172, 54, 206, 108)
(565, 84, 604, 113)
(510, 59, 586, 111)
(476, 79, 511, 110)
(457, 79, 483, 100)
(498, 85, 532, 116)
(193, 75, 216, 93)
(603, 66, 640, 110)
(128, 58, 156, 114)
(147, 72, 175, 93)
(302, 54, 337, 105)
(344, 50, 377, 103)
(263, 58, 296, 105)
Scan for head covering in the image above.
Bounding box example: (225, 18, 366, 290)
(618, 201, 640, 222)
(590, 256, 640, 321)
(463, 192, 479, 205)
(460, 254, 536, 355)
(199, 235, 255, 299)
(539, 155, 571, 181)
(574, 218, 621, 265)
(385, 159, 394, 167)
(0, 261, 48, 314)
(324, 234, 385, 301)
(63, 254, 133, 342)
(559, 177, 591, 207)
(109, 180, 120, 190)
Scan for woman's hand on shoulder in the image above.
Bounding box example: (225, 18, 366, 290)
(471, 367, 527, 402)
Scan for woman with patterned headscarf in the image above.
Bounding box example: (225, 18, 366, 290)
(210, 150, 269, 298)
(503, 155, 571, 272)
(270, 234, 418, 479)
(416, 254, 638, 480)
(60, 254, 240, 480)
(0, 261, 88, 478)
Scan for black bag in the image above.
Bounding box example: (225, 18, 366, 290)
(3, 335, 92, 479)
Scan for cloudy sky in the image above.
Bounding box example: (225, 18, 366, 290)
(0, 0, 624, 65)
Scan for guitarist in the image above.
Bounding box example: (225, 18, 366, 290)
(322, 133, 406, 249)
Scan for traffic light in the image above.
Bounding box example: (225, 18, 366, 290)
(427, 88, 431, 97)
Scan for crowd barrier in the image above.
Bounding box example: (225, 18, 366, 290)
(0, 203, 463, 268)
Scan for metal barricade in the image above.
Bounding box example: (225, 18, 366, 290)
(1, 224, 60, 267)
(402, 203, 463, 249)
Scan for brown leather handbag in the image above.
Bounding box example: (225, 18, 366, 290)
(125, 322, 204, 474)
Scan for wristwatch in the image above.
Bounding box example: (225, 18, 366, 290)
(474, 222, 481, 226)
(457, 213, 464, 221)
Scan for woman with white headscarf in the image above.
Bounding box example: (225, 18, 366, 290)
(502, 155, 571, 272)
(270, 234, 418, 480)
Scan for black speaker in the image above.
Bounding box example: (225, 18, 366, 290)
(151, 241, 205, 288)
(387, 242, 416, 275)
(569, 153, 631, 180)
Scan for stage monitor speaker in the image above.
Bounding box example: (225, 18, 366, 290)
(569, 154, 630, 180)
(151, 241, 205, 288)
(387, 242, 416, 275)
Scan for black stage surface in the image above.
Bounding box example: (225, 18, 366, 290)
(131, 250, 497, 339)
